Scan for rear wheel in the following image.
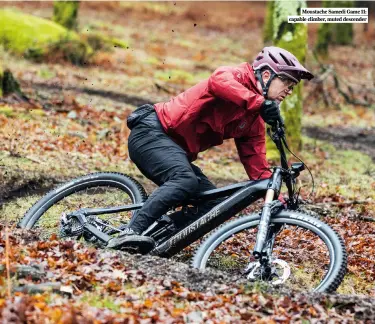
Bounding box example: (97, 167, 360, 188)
(192, 210, 347, 293)
(18, 172, 147, 240)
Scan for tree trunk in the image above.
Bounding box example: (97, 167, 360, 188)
(2, 69, 22, 96)
(331, 1, 353, 45)
(315, 0, 353, 56)
(0, 64, 3, 97)
(53, 1, 79, 30)
(315, 17, 331, 57)
(263, 1, 275, 45)
(266, 0, 307, 156)
(0, 61, 23, 98)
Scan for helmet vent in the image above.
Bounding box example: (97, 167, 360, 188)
(280, 53, 292, 66)
(269, 53, 279, 64)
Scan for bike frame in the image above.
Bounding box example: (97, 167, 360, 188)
(69, 123, 300, 260)
(68, 177, 271, 250)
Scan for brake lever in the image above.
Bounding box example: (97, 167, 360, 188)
(271, 119, 285, 135)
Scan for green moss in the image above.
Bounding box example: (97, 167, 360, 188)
(80, 293, 121, 313)
(112, 38, 129, 49)
(145, 56, 161, 66)
(301, 136, 375, 200)
(83, 32, 129, 51)
(0, 147, 147, 226)
(0, 105, 15, 117)
(302, 105, 375, 128)
(53, 1, 79, 30)
(281, 84, 303, 151)
(119, 2, 182, 16)
(175, 39, 196, 49)
(0, 9, 92, 64)
(192, 71, 211, 83)
(0, 9, 76, 54)
(269, 134, 375, 201)
(38, 67, 56, 80)
(337, 273, 374, 295)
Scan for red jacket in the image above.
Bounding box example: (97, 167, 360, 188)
(154, 62, 272, 180)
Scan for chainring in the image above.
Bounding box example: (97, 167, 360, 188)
(59, 213, 106, 241)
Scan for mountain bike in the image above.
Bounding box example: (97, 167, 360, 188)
(19, 122, 347, 293)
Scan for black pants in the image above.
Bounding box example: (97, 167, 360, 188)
(127, 108, 223, 233)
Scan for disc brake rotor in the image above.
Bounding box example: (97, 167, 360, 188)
(245, 259, 291, 285)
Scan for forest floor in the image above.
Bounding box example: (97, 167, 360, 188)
(0, 1, 375, 322)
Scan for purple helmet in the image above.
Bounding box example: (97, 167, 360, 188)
(253, 46, 314, 83)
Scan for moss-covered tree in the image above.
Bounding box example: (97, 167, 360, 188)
(263, 1, 275, 44)
(53, 1, 80, 30)
(265, 0, 308, 157)
(0, 61, 22, 97)
(315, 0, 353, 56)
(0, 65, 3, 97)
(2, 69, 22, 96)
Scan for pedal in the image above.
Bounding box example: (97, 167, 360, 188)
(107, 235, 155, 255)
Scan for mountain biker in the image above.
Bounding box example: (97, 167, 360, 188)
(108, 46, 314, 250)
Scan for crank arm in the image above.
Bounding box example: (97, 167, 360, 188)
(69, 211, 111, 243)
(83, 223, 111, 243)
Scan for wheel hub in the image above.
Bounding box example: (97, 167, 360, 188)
(244, 259, 291, 285)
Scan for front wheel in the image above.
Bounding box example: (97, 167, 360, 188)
(192, 210, 347, 293)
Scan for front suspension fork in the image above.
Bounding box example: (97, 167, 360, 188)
(253, 168, 283, 260)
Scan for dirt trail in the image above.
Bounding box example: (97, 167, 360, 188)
(304, 126, 375, 161)
(120, 251, 375, 320)
(5, 228, 375, 321)
(29, 81, 152, 108)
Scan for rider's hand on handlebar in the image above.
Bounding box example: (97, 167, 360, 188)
(260, 100, 281, 126)
(277, 115, 285, 128)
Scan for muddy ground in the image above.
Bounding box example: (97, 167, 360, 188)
(305, 126, 375, 162)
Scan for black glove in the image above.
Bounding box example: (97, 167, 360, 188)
(260, 100, 281, 126)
